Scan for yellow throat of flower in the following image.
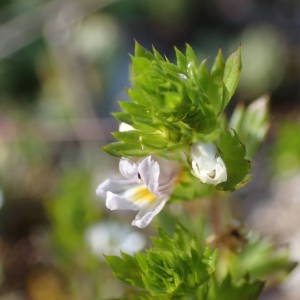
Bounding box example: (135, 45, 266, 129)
(131, 185, 157, 205)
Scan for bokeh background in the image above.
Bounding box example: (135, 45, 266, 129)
(0, 0, 300, 299)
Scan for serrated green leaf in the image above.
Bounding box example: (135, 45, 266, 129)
(112, 112, 133, 124)
(217, 130, 251, 191)
(106, 253, 144, 288)
(102, 142, 151, 157)
(152, 45, 164, 61)
(185, 44, 198, 65)
(223, 47, 242, 107)
(175, 47, 187, 71)
(119, 101, 150, 119)
(211, 49, 225, 79)
(197, 60, 211, 93)
(134, 41, 154, 59)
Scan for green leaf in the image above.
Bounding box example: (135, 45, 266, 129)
(134, 41, 154, 60)
(230, 95, 270, 158)
(175, 47, 187, 71)
(211, 49, 225, 79)
(223, 47, 242, 107)
(102, 142, 151, 157)
(106, 253, 144, 288)
(217, 130, 251, 191)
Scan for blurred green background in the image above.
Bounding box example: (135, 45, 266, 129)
(0, 0, 300, 299)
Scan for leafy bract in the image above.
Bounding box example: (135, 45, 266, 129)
(107, 225, 216, 297)
(223, 46, 242, 106)
(105, 42, 242, 158)
(230, 95, 270, 158)
(106, 225, 264, 299)
(217, 130, 251, 191)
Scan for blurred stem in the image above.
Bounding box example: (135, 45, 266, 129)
(210, 194, 222, 235)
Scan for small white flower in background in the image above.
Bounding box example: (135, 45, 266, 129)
(96, 156, 178, 228)
(191, 142, 227, 185)
(85, 221, 146, 259)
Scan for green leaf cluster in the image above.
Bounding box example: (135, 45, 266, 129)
(103, 42, 255, 191)
(104, 42, 242, 158)
(106, 225, 264, 299)
(272, 121, 300, 175)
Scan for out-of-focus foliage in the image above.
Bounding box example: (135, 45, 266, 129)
(47, 170, 100, 266)
(46, 170, 107, 299)
(218, 234, 296, 283)
(272, 122, 300, 175)
(240, 25, 287, 99)
(230, 95, 270, 158)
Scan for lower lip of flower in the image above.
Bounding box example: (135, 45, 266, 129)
(129, 185, 158, 205)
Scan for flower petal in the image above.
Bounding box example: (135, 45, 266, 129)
(96, 178, 134, 197)
(119, 122, 135, 132)
(138, 156, 160, 194)
(191, 142, 227, 185)
(119, 157, 139, 179)
(106, 191, 138, 211)
(131, 197, 168, 228)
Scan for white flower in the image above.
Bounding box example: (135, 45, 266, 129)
(191, 142, 227, 185)
(85, 221, 146, 259)
(96, 156, 178, 228)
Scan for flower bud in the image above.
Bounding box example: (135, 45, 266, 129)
(191, 142, 227, 185)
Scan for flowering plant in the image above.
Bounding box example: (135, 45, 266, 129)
(97, 156, 178, 228)
(96, 42, 295, 299)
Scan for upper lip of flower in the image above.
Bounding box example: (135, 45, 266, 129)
(96, 156, 178, 228)
(191, 142, 227, 185)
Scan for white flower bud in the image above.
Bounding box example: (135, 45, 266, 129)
(191, 142, 227, 185)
